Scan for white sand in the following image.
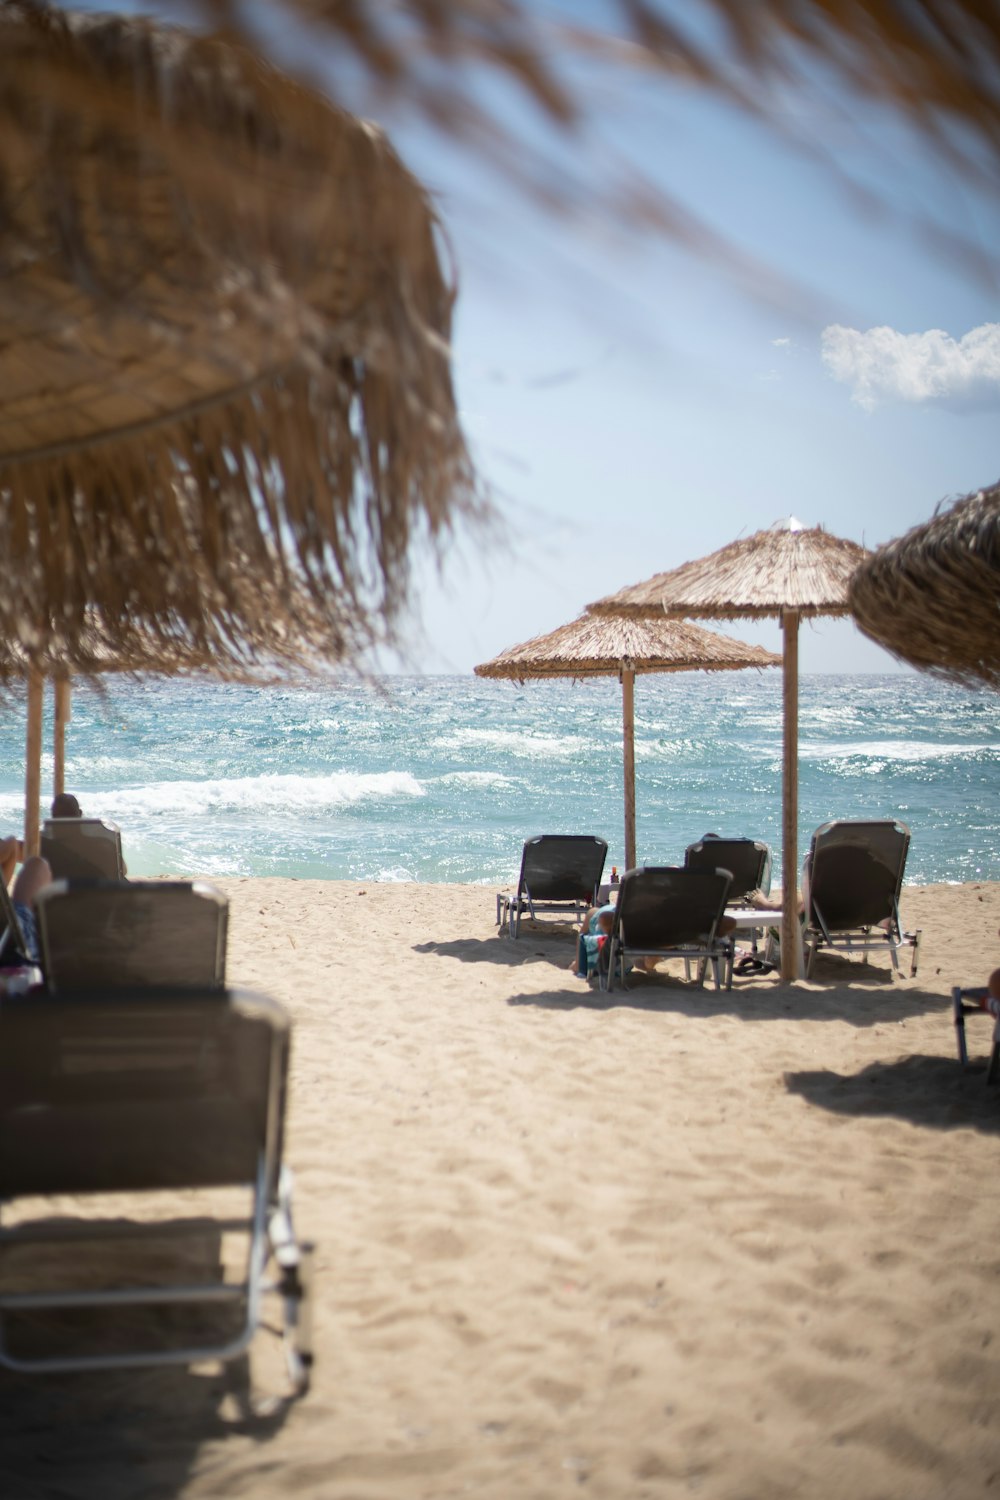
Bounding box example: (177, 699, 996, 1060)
(2, 877, 999, 1499)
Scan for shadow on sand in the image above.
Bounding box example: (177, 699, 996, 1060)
(418, 928, 929, 1008)
(0, 1356, 293, 1500)
(504, 976, 947, 1025)
(785, 1054, 1000, 1134)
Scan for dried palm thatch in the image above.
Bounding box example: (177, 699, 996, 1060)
(0, 3, 477, 682)
(165, 1, 1000, 276)
(587, 521, 869, 621)
(475, 613, 778, 869)
(849, 481, 1000, 691)
(474, 613, 779, 680)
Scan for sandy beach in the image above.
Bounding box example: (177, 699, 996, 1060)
(2, 876, 999, 1499)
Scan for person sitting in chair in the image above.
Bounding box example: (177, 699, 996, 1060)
(51, 792, 83, 818)
(3, 855, 53, 967)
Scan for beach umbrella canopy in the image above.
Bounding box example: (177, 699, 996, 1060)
(849, 481, 1000, 692)
(588, 519, 869, 979)
(474, 613, 779, 871)
(0, 4, 476, 685)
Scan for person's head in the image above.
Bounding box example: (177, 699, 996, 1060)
(51, 792, 82, 818)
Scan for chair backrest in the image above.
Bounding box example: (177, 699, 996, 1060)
(518, 835, 608, 903)
(806, 820, 911, 932)
(0, 987, 288, 1197)
(614, 865, 732, 949)
(36, 880, 228, 993)
(684, 837, 772, 899)
(41, 818, 125, 881)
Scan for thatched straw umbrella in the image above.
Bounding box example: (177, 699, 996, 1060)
(588, 520, 868, 979)
(0, 4, 476, 689)
(849, 482, 1000, 691)
(474, 613, 779, 871)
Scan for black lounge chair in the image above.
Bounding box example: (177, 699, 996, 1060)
(497, 834, 608, 938)
(802, 820, 921, 978)
(685, 837, 775, 973)
(36, 879, 228, 992)
(603, 865, 734, 992)
(0, 984, 313, 1392)
(684, 836, 772, 904)
(41, 817, 126, 881)
(951, 987, 1000, 1084)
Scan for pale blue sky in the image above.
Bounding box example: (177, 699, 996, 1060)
(362, 24, 1000, 676)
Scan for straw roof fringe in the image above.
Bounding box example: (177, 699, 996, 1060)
(848, 481, 1000, 690)
(145, 2, 1000, 293)
(0, 5, 478, 680)
(474, 614, 780, 682)
(587, 523, 868, 620)
(164, 2, 1000, 199)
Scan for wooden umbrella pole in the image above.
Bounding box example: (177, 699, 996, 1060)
(25, 670, 43, 858)
(622, 667, 636, 871)
(780, 611, 800, 980)
(53, 676, 71, 796)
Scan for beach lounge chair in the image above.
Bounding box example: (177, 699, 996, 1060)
(802, 819, 921, 978)
(951, 987, 1000, 1084)
(0, 983, 313, 1393)
(497, 834, 608, 938)
(41, 817, 126, 881)
(602, 865, 734, 992)
(683, 836, 772, 903)
(36, 879, 228, 992)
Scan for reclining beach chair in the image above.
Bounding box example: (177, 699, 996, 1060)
(951, 987, 1000, 1084)
(685, 837, 775, 974)
(602, 865, 734, 992)
(497, 834, 608, 939)
(41, 817, 126, 881)
(0, 983, 312, 1393)
(684, 836, 772, 903)
(36, 879, 228, 992)
(802, 819, 921, 979)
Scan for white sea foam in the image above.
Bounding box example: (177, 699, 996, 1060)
(433, 728, 586, 759)
(80, 770, 425, 820)
(799, 740, 998, 763)
(436, 771, 515, 789)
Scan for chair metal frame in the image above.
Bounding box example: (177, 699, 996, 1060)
(951, 986, 1000, 1084)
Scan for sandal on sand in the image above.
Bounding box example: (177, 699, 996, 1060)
(735, 955, 774, 976)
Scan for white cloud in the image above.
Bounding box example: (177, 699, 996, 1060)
(820, 322, 1000, 411)
(772, 337, 792, 350)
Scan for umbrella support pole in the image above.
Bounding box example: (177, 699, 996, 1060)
(25, 671, 43, 859)
(53, 677, 71, 798)
(780, 612, 802, 980)
(622, 668, 636, 871)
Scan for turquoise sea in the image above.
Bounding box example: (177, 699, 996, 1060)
(0, 672, 996, 887)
